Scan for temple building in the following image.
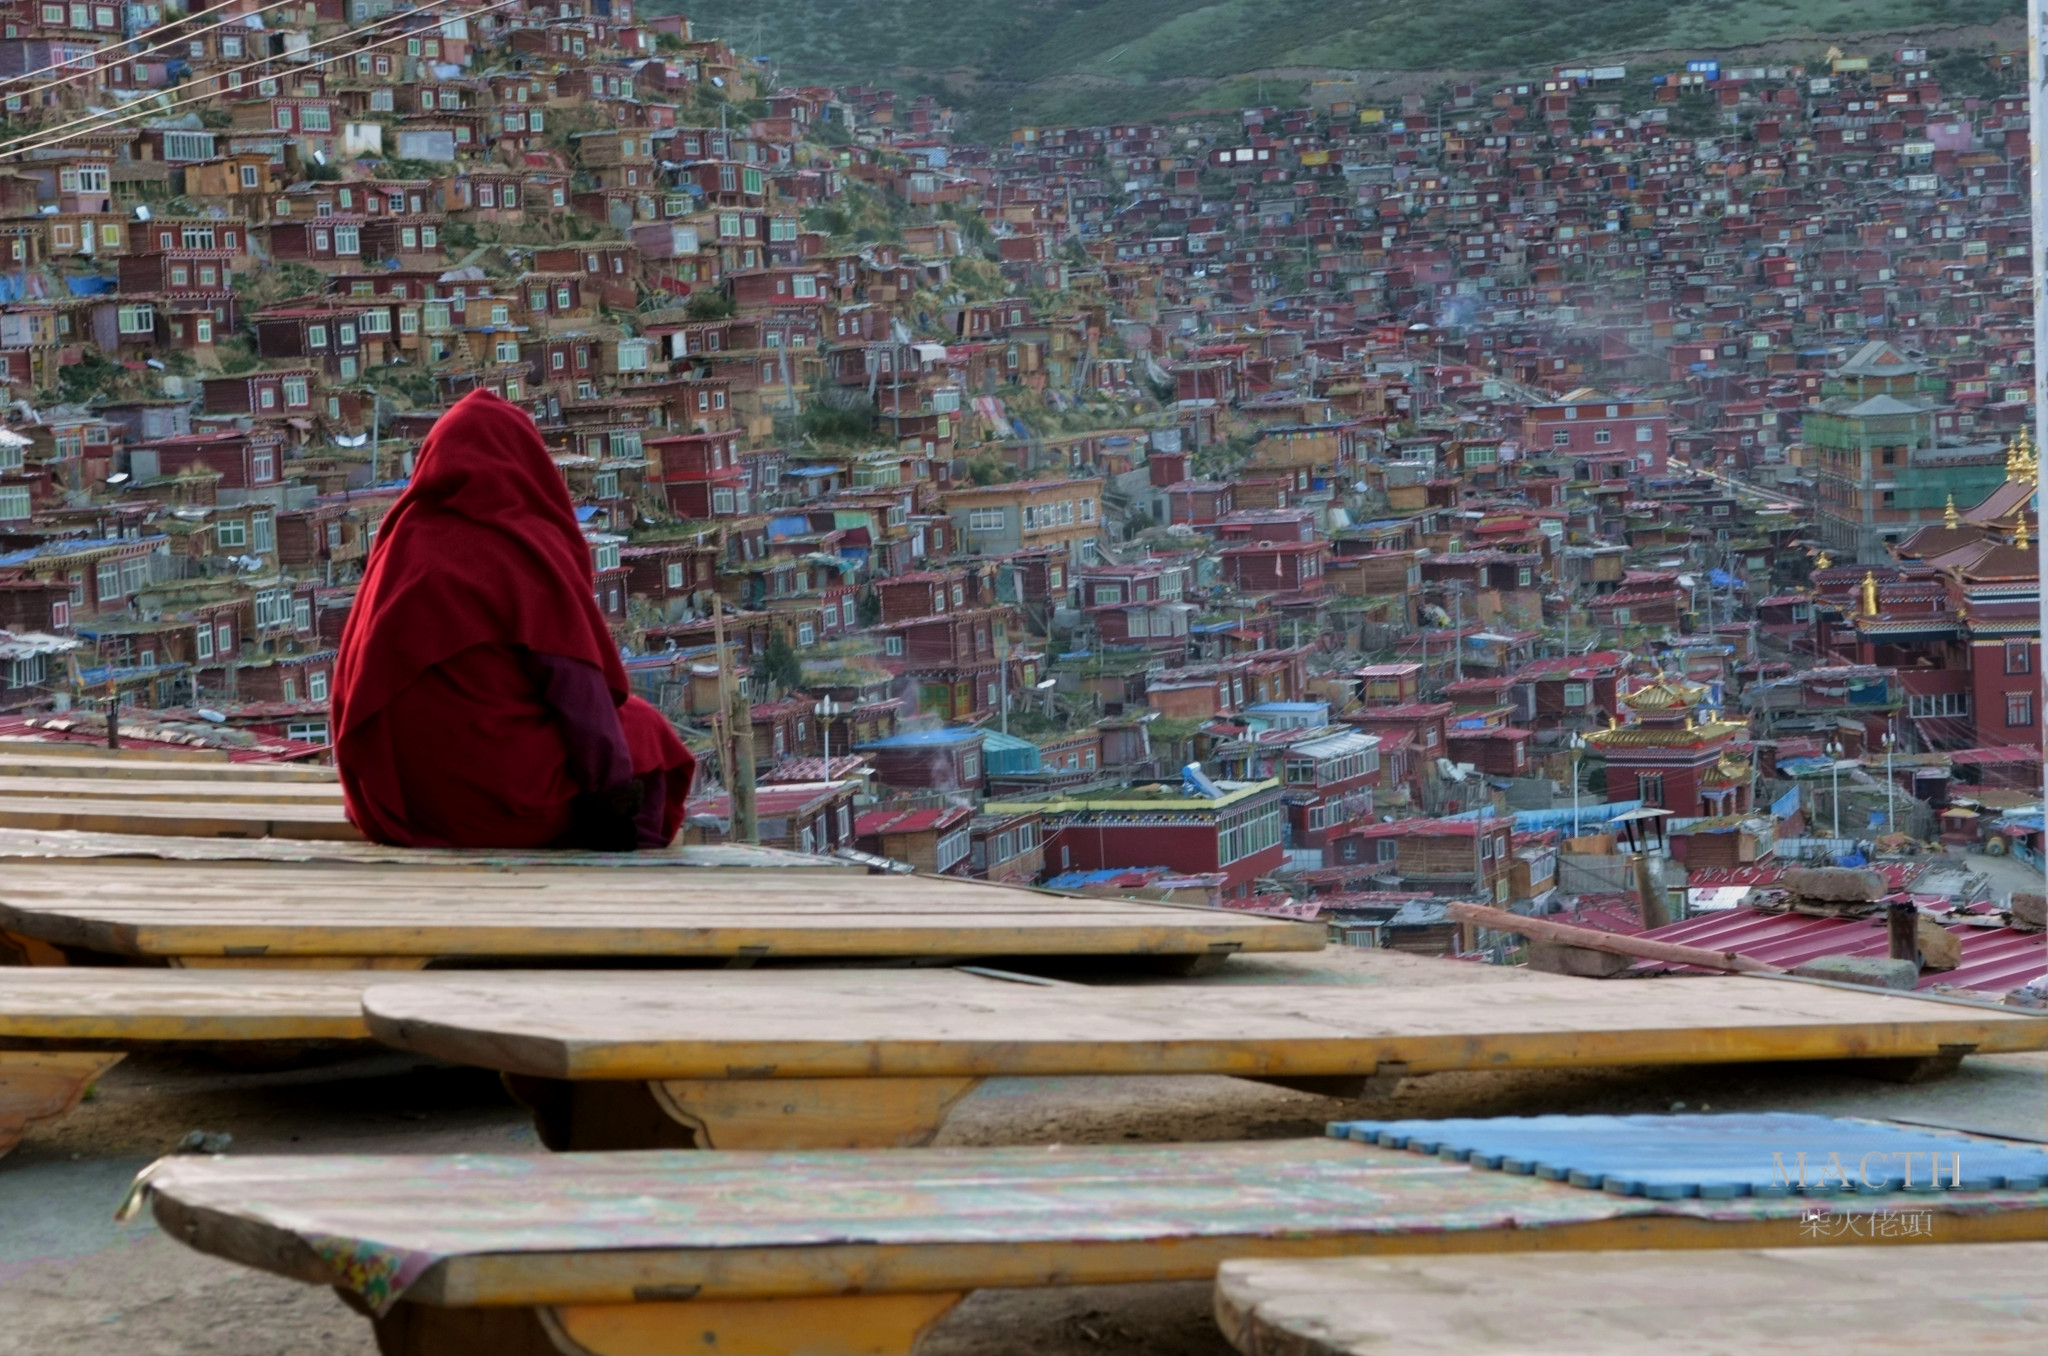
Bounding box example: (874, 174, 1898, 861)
(1586, 677, 1754, 818)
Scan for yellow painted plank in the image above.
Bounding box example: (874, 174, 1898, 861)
(361, 971, 2048, 1080)
(1213, 1245, 2048, 1355)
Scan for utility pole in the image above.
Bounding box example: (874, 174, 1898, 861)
(1451, 585, 1463, 682)
(2031, 0, 2048, 895)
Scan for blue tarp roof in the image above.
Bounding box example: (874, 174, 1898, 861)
(856, 727, 984, 749)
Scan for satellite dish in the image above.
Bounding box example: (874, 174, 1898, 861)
(105, 471, 130, 485)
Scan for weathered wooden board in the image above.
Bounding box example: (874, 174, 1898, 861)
(0, 827, 849, 870)
(0, 752, 336, 782)
(0, 967, 470, 1046)
(0, 776, 344, 805)
(363, 971, 2048, 1081)
(140, 1140, 2048, 1315)
(0, 794, 363, 841)
(0, 862, 1322, 961)
(1212, 1244, 2048, 1355)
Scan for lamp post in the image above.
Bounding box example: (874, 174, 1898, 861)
(817, 695, 842, 777)
(1882, 730, 1896, 835)
(1567, 730, 1586, 839)
(1825, 739, 1844, 841)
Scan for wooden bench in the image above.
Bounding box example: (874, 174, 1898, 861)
(135, 1140, 2048, 1356)
(0, 861, 1321, 969)
(0, 792, 363, 841)
(0, 751, 337, 782)
(1213, 1244, 2048, 1355)
(361, 970, 2048, 1149)
(0, 752, 350, 838)
(0, 826, 844, 869)
(0, 967, 466, 1156)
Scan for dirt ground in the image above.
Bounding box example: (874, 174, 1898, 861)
(4, 951, 2044, 1355)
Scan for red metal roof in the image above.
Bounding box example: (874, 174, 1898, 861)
(855, 805, 972, 836)
(1631, 907, 2045, 993)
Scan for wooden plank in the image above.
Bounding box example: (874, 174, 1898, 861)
(0, 795, 363, 841)
(1212, 1244, 2048, 1355)
(0, 828, 851, 870)
(362, 971, 2048, 1082)
(0, 738, 234, 764)
(0, 752, 337, 782)
(0, 863, 1323, 961)
(139, 1141, 2048, 1313)
(0, 776, 345, 805)
(0, 967, 458, 1045)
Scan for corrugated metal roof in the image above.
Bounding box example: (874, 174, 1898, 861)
(1631, 907, 2045, 993)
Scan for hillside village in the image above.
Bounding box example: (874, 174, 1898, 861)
(0, 4, 2045, 944)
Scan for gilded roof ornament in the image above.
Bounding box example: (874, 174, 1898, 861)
(2007, 428, 2037, 485)
(1943, 494, 1958, 529)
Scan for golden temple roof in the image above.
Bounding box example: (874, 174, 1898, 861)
(1620, 677, 1706, 712)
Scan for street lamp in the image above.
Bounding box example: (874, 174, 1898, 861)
(1567, 731, 1586, 839)
(817, 696, 842, 777)
(1882, 730, 1896, 835)
(1825, 739, 1845, 841)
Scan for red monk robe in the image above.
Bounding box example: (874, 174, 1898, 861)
(331, 389, 694, 849)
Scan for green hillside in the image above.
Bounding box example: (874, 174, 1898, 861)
(654, 0, 2021, 127)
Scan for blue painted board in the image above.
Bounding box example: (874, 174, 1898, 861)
(1329, 1113, 2048, 1200)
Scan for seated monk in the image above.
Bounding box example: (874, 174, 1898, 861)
(331, 389, 694, 849)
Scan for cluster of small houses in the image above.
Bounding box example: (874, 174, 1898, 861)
(0, 8, 2043, 943)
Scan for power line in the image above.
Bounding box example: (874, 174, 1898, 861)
(1, 0, 306, 101)
(0, 0, 508, 162)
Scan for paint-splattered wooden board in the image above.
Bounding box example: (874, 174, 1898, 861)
(1213, 1245, 2048, 1355)
(0, 775, 344, 806)
(140, 1139, 2048, 1313)
(0, 752, 337, 782)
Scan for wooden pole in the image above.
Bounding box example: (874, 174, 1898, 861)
(1886, 901, 1920, 966)
(712, 593, 756, 844)
(1446, 902, 1787, 975)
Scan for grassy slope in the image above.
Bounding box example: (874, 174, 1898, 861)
(657, 0, 2021, 126)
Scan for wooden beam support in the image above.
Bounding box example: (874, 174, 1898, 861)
(503, 1075, 984, 1151)
(368, 1295, 964, 1356)
(0, 1050, 123, 1157)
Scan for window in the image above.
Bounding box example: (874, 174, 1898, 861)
(307, 324, 328, 349)
(1551, 429, 1572, 447)
(308, 670, 328, 702)
(2006, 641, 2032, 675)
(1636, 425, 1653, 443)
(1593, 429, 1611, 444)
(216, 622, 232, 654)
(1636, 772, 1665, 808)
(2007, 693, 2034, 728)
(252, 451, 274, 482)
(241, 164, 261, 189)
(300, 107, 331, 132)
(293, 597, 312, 632)
(1907, 692, 1969, 718)
(967, 507, 1006, 532)
(215, 518, 247, 549)
(0, 485, 27, 520)
(95, 558, 120, 600)
(334, 225, 359, 255)
(666, 563, 685, 589)
(287, 721, 329, 743)
(195, 624, 213, 660)
(884, 635, 904, 656)
(282, 376, 308, 406)
(1562, 682, 1589, 708)
(117, 304, 154, 335)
